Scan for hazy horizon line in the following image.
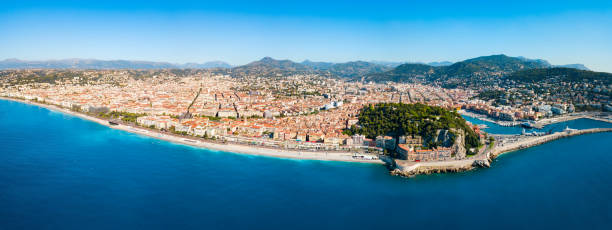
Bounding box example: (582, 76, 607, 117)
(0, 54, 594, 70)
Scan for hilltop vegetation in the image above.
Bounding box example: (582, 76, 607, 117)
(443, 54, 546, 76)
(231, 57, 314, 77)
(366, 63, 436, 83)
(231, 57, 392, 78)
(508, 67, 612, 84)
(364, 54, 550, 87)
(364, 54, 606, 89)
(4, 55, 604, 91)
(326, 61, 393, 78)
(347, 103, 480, 150)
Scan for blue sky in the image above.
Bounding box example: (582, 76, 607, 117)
(1, 0, 611, 71)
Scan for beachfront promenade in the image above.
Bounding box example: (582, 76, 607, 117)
(0, 97, 382, 164)
(3, 96, 611, 177)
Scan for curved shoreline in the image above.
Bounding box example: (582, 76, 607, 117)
(3, 96, 611, 176)
(0, 97, 383, 164)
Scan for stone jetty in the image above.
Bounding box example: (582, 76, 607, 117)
(389, 128, 612, 177)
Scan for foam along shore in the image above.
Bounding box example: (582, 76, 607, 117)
(0, 97, 383, 164)
(390, 127, 612, 177)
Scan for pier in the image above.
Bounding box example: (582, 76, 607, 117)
(491, 128, 612, 157)
(390, 127, 612, 177)
(461, 110, 612, 128)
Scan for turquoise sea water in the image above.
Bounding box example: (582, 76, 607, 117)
(1, 99, 612, 230)
(462, 114, 612, 134)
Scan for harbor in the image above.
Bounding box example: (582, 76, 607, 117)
(389, 117, 612, 177)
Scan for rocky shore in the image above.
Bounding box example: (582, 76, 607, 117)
(388, 127, 612, 177)
(390, 161, 476, 177)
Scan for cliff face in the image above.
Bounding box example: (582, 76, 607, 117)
(434, 129, 455, 147)
(426, 129, 467, 158)
(451, 129, 467, 159)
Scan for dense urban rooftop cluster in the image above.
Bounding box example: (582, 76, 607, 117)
(1, 69, 471, 153)
(0, 64, 609, 160)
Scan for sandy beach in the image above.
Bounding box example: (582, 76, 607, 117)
(5, 96, 610, 172)
(0, 97, 383, 164)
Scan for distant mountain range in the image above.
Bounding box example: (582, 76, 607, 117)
(516, 56, 590, 70)
(0, 56, 594, 84)
(426, 61, 454, 67)
(509, 67, 611, 84)
(369, 61, 405, 68)
(229, 55, 595, 83)
(231, 57, 395, 78)
(370, 61, 454, 67)
(364, 54, 596, 87)
(554, 64, 589, 71)
(325, 61, 394, 78)
(0, 59, 232, 69)
(301, 60, 335, 70)
(181, 61, 233, 69)
(231, 57, 313, 76)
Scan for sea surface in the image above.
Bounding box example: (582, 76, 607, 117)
(1, 99, 612, 230)
(462, 114, 612, 134)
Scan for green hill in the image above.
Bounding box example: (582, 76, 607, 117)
(442, 54, 546, 76)
(232, 58, 390, 78)
(366, 63, 438, 83)
(327, 61, 393, 79)
(348, 103, 481, 151)
(364, 54, 550, 86)
(231, 57, 313, 77)
(508, 67, 612, 84)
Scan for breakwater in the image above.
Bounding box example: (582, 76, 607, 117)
(390, 128, 612, 177)
(390, 159, 477, 177)
(534, 113, 612, 126)
(489, 128, 612, 158)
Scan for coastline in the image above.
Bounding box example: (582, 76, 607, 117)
(0, 97, 383, 164)
(3, 96, 611, 176)
(390, 127, 612, 177)
(489, 128, 612, 158)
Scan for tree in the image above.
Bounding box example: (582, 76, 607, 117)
(353, 103, 481, 150)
